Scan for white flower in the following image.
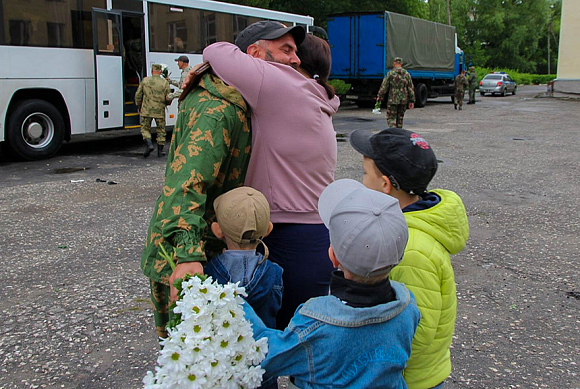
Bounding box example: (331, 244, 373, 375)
(144, 276, 267, 389)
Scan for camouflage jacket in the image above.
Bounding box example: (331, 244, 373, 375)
(135, 75, 170, 118)
(378, 67, 415, 105)
(141, 73, 252, 284)
(168, 66, 192, 100)
(468, 71, 478, 87)
(454, 74, 468, 91)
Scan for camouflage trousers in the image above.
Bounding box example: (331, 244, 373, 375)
(149, 279, 174, 339)
(140, 116, 166, 145)
(454, 89, 466, 108)
(386, 103, 407, 128)
(468, 87, 476, 103)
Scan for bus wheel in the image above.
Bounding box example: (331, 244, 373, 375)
(7, 100, 65, 160)
(415, 83, 428, 108)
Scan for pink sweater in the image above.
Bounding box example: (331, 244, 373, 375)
(204, 42, 340, 224)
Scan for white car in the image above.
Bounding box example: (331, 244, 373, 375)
(479, 73, 517, 96)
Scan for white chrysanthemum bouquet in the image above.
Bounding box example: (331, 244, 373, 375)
(144, 248, 268, 389)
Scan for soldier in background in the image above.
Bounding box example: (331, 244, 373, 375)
(453, 69, 468, 110)
(166, 55, 192, 107)
(377, 57, 415, 128)
(467, 66, 478, 104)
(135, 64, 170, 158)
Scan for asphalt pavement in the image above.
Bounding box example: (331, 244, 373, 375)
(0, 85, 578, 388)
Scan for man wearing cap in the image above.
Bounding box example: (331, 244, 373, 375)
(200, 22, 344, 330)
(453, 69, 468, 110)
(467, 66, 478, 104)
(377, 57, 415, 128)
(166, 55, 191, 105)
(240, 179, 420, 388)
(349, 128, 469, 389)
(135, 63, 170, 158)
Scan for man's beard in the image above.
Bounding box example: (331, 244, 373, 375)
(265, 49, 298, 70)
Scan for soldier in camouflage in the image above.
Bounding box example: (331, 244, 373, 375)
(166, 55, 192, 107)
(141, 72, 251, 338)
(453, 69, 469, 110)
(377, 57, 415, 128)
(467, 66, 478, 104)
(135, 64, 170, 158)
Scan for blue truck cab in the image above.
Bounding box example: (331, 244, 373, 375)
(327, 11, 466, 107)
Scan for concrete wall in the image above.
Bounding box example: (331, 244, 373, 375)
(554, 0, 580, 94)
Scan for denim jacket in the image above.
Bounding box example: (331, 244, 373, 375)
(205, 250, 283, 329)
(243, 280, 421, 389)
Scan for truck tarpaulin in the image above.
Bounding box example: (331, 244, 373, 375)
(386, 12, 456, 72)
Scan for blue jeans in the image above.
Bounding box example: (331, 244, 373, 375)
(260, 223, 335, 329)
(430, 381, 445, 389)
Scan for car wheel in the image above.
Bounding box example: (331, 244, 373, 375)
(480, 92, 485, 96)
(501, 88, 506, 97)
(513, 87, 517, 95)
(6, 99, 65, 160)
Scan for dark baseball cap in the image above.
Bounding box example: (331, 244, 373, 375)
(174, 55, 189, 63)
(235, 21, 305, 53)
(349, 128, 438, 194)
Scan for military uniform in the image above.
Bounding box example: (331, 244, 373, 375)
(135, 69, 170, 147)
(453, 73, 468, 110)
(167, 66, 192, 104)
(377, 65, 415, 128)
(467, 67, 478, 104)
(141, 73, 251, 338)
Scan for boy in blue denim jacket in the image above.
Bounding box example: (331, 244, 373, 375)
(243, 179, 421, 389)
(205, 186, 283, 329)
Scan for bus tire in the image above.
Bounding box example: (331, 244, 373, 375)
(415, 83, 428, 108)
(6, 99, 65, 160)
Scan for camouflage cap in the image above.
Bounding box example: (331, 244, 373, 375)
(394, 57, 403, 63)
(151, 64, 162, 71)
(469, 66, 475, 71)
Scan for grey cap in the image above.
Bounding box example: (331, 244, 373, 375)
(318, 179, 408, 277)
(235, 20, 305, 53)
(175, 55, 189, 63)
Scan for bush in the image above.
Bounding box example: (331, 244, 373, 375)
(328, 79, 352, 95)
(471, 67, 556, 85)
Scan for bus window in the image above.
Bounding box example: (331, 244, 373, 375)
(0, 0, 106, 48)
(148, 3, 203, 53)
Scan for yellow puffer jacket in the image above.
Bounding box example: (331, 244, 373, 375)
(390, 189, 469, 389)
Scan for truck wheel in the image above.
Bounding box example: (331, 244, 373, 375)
(415, 83, 428, 108)
(6, 99, 65, 160)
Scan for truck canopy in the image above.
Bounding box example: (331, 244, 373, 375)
(385, 12, 455, 72)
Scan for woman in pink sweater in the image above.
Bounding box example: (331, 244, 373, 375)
(203, 32, 340, 328)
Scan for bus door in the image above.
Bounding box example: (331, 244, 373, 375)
(92, 9, 124, 130)
(120, 11, 145, 130)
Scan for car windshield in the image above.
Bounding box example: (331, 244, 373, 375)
(485, 75, 503, 80)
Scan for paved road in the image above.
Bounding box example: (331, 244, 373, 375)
(1, 85, 579, 388)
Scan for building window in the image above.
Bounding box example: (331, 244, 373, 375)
(9, 20, 31, 45)
(204, 13, 216, 46)
(168, 20, 187, 52)
(47, 22, 66, 47)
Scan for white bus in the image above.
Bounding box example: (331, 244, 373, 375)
(0, 0, 313, 160)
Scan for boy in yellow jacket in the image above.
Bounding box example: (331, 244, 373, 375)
(349, 128, 469, 389)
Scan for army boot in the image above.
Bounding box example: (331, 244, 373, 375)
(143, 139, 154, 158)
(157, 144, 166, 158)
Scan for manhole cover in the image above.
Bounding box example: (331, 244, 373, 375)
(54, 167, 90, 174)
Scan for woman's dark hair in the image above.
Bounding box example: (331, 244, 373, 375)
(297, 34, 335, 99)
